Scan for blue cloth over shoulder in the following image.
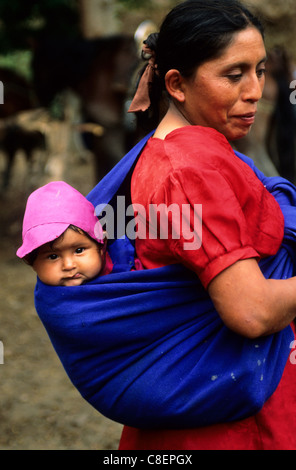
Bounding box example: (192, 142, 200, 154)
(34, 133, 295, 429)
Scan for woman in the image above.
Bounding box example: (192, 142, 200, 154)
(119, 0, 296, 450)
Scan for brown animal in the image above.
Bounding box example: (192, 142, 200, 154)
(31, 35, 139, 180)
(0, 67, 45, 189)
(0, 121, 46, 188)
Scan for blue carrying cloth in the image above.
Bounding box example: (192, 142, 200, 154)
(35, 133, 295, 429)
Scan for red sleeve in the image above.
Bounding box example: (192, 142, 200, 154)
(149, 166, 260, 289)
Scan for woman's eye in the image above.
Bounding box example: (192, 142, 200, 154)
(227, 74, 242, 82)
(257, 68, 266, 78)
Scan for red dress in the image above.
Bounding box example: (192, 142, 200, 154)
(119, 126, 296, 450)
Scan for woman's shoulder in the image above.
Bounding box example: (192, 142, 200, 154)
(147, 125, 246, 174)
(151, 125, 229, 148)
(143, 126, 271, 210)
(163, 125, 229, 143)
(134, 125, 264, 203)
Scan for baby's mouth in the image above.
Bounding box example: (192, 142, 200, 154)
(61, 273, 83, 284)
(71, 273, 82, 279)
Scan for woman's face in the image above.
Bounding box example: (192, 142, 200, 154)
(180, 27, 267, 141)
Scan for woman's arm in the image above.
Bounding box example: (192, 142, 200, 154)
(208, 258, 296, 338)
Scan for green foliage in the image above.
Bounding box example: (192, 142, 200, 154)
(0, 50, 32, 80)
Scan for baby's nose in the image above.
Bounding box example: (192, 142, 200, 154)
(62, 255, 76, 270)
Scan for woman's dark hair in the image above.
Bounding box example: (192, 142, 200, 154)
(136, 0, 264, 129)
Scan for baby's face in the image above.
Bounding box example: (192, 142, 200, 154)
(32, 228, 104, 286)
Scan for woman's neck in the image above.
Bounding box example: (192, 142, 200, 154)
(153, 101, 192, 139)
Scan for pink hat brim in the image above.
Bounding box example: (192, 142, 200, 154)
(16, 222, 71, 258)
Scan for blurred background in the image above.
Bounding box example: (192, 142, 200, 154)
(0, 0, 296, 450)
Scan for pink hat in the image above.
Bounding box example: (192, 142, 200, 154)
(17, 181, 104, 258)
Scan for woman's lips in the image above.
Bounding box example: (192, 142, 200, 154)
(234, 113, 256, 125)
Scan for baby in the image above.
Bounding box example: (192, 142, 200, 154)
(16, 181, 113, 286)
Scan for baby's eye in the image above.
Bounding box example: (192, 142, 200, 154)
(48, 253, 58, 260)
(75, 247, 85, 254)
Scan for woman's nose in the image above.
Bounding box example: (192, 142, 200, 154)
(243, 75, 263, 103)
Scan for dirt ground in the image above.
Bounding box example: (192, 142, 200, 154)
(0, 148, 123, 450)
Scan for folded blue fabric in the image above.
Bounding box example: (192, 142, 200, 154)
(34, 134, 295, 429)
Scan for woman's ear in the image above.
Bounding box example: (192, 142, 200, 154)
(165, 69, 186, 103)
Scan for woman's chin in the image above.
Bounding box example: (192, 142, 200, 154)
(226, 127, 252, 142)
